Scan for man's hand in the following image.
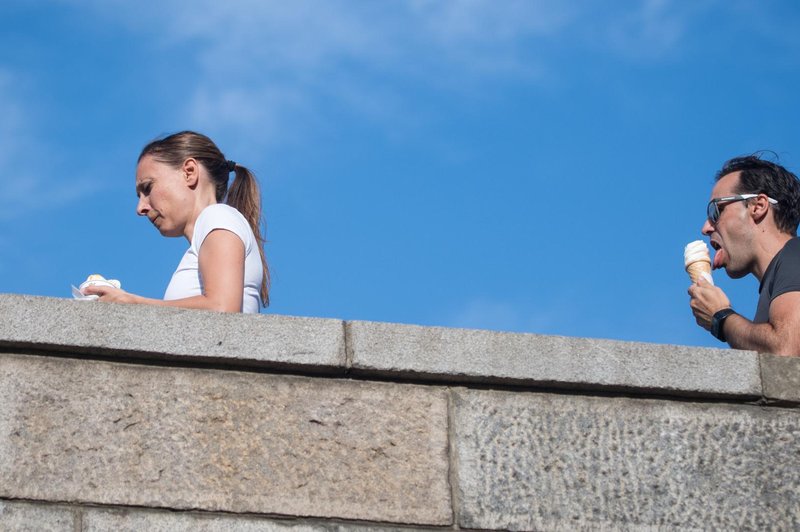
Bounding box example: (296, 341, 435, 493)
(688, 277, 731, 330)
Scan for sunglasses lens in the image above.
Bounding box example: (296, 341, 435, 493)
(707, 202, 718, 223)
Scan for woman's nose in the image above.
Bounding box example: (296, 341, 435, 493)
(136, 197, 149, 216)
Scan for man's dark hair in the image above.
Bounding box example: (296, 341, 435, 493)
(717, 154, 800, 235)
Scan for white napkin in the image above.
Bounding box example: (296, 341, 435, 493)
(71, 285, 99, 301)
(71, 278, 121, 300)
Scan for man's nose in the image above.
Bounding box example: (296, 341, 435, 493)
(701, 218, 714, 236)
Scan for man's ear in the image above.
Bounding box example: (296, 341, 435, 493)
(182, 158, 199, 188)
(751, 194, 772, 224)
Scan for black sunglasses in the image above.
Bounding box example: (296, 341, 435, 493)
(706, 194, 778, 225)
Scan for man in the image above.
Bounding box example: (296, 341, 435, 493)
(689, 155, 800, 356)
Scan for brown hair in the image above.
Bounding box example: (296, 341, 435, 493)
(139, 131, 270, 306)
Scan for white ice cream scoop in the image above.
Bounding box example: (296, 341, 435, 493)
(684, 240, 713, 284)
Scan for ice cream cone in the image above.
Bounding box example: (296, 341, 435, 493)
(686, 259, 712, 284)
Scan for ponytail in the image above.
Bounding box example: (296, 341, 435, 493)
(227, 165, 270, 307)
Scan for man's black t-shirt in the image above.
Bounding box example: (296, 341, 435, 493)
(754, 237, 800, 323)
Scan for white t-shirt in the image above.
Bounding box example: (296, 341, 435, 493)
(164, 203, 263, 313)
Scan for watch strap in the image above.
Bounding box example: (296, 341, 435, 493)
(711, 308, 736, 342)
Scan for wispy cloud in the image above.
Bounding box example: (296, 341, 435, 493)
(601, 0, 718, 60)
(447, 297, 570, 335)
(79, 1, 583, 144)
(448, 299, 523, 333)
(51, 1, 726, 149)
(187, 85, 312, 148)
(150, 0, 571, 78)
(170, 0, 570, 139)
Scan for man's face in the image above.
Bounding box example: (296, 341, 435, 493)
(702, 171, 756, 279)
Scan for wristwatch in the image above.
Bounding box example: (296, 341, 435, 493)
(711, 308, 737, 342)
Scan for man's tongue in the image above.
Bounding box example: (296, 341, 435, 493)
(713, 248, 726, 270)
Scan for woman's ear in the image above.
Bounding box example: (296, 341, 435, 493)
(182, 158, 199, 188)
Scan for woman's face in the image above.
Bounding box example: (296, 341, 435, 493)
(135, 155, 194, 238)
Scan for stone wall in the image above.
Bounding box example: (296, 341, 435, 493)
(1, 294, 798, 531)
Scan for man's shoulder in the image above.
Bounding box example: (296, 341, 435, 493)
(775, 237, 800, 265)
(784, 236, 800, 252)
(770, 237, 800, 287)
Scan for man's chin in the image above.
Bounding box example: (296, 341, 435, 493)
(724, 265, 748, 279)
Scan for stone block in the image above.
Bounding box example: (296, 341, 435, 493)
(0, 500, 76, 531)
(0, 353, 451, 526)
(83, 506, 411, 531)
(761, 353, 800, 403)
(0, 294, 345, 371)
(453, 388, 800, 531)
(349, 320, 761, 398)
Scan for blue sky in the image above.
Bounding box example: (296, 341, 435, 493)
(1, 1, 799, 349)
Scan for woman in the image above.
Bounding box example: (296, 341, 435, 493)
(84, 131, 269, 313)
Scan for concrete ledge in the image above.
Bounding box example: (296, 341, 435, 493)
(0, 353, 451, 526)
(0, 295, 769, 400)
(3, 293, 799, 531)
(0, 294, 345, 372)
(81, 506, 412, 531)
(0, 500, 76, 531)
(349, 320, 762, 399)
(761, 354, 800, 404)
(0, 500, 423, 531)
(453, 388, 800, 530)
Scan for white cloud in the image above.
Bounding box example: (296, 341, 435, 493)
(136, 0, 569, 77)
(67, 1, 720, 145)
(405, 0, 574, 78)
(601, 0, 718, 60)
(187, 85, 312, 148)
(449, 299, 523, 333)
(79, 0, 582, 142)
(448, 297, 570, 335)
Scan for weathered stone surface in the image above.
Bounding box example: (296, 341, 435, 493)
(761, 353, 800, 403)
(83, 506, 412, 531)
(0, 500, 76, 531)
(0, 354, 451, 526)
(453, 388, 800, 531)
(0, 294, 345, 371)
(349, 320, 761, 398)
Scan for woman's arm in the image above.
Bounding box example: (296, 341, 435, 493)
(83, 229, 246, 312)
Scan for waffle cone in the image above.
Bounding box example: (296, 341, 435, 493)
(686, 260, 712, 284)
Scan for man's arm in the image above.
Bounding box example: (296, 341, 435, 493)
(689, 279, 800, 356)
(723, 291, 800, 355)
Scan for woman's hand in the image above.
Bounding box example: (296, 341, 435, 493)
(82, 284, 141, 305)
